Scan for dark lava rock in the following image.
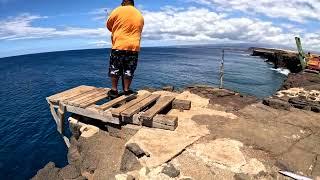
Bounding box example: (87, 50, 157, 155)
(161, 163, 180, 178)
(32, 162, 62, 180)
(69, 122, 82, 140)
(59, 165, 81, 179)
(212, 89, 236, 97)
(288, 98, 311, 110)
(282, 72, 320, 90)
(67, 143, 82, 167)
(263, 98, 291, 110)
(311, 105, 320, 113)
(120, 149, 142, 173)
(186, 86, 257, 111)
(80, 154, 99, 174)
(126, 143, 149, 158)
(162, 86, 174, 92)
(234, 173, 251, 180)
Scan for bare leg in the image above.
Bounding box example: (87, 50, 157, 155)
(123, 78, 132, 91)
(111, 76, 119, 91)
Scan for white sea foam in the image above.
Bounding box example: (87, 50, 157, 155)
(270, 68, 290, 76)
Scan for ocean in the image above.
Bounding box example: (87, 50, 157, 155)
(0, 45, 287, 179)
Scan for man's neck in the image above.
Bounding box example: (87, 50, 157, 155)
(122, 3, 134, 6)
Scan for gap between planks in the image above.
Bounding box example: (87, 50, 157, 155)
(97, 94, 137, 111)
(111, 93, 152, 117)
(140, 96, 175, 121)
(121, 94, 160, 118)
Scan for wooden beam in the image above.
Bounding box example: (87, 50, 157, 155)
(121, 94, 160, 118)
(140, 96, 175, 121)
(67, 88, 105, 106)
(47, 85, 95, 104)
(57, 103, 66, 134)
(48, 101, 62, 133)
(143, 114, 178, 131)
(66, 105, 120, 124)
(97, 94, 136, 111)
(111, 93, 151, 117)
(172, 99, 191, 110)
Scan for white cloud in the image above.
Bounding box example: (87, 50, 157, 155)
(193, 0, 320, 23)
(89, 8, 110, 21)
(0, 13, 109, 41)
(1, 7, 319, 51)
(89, 40, 110, 47)
(141, 7, 320, 50)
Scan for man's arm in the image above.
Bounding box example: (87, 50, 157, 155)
(106, 15, 114, 32)
(107, 8, 117, 32)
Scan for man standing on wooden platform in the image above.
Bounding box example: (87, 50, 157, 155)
(106, 0, 144, 98)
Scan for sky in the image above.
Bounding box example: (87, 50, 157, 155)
(0, 0, 319, 57)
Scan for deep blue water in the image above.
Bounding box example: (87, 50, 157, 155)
(0, 46, 287, 179)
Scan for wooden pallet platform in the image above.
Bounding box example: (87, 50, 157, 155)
(46, 85, 182, 143)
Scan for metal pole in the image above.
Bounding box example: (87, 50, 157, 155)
(220, 49, 225, 89)
(295, 37, 306, 70)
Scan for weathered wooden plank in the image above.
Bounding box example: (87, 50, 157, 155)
(143, 114, 178, 131)
(97, 94, 136, 111)
(62, 88, 100, 103)
(67, 88, 105, 106)
(122, 112, 143, 125)
(172, 99, 191, 110)
(78, 89, 110, 108)
(111, 93, 151, 117)
(48, 101, 63, 133)
(121, 94, 160, 118)
(140, 96, 175, 121)
(66, 105, 120, 124)
(47, 85, 95, 103)
(57, 103, 66, 134)
(73, 89, 108, 107)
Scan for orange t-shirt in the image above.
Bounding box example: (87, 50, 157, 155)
(107, 6, 144, 52)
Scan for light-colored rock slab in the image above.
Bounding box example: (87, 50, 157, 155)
(187, 138, 246, 173)
(127, 112, 210, 167)
(240, 158, 266, 175)
(80, 125, 99, 138)
(127, 90, 238, 168)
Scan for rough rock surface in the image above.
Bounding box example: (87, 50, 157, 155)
(161, 163, 180, 178)
(59, 165, 81, 179)
(262, 98, 291, 110)
(186, 85, 258, 111)
(282, 72, 320, 90)
(120, 149, 143, 173)
(32, 162, 63, 180)
(34, 72, 320, 180)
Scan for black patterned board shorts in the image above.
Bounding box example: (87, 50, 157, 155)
(108, 49, 139, 79)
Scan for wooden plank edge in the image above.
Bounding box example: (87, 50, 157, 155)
(47, 85, 95, 103)
(62, 88, 101, 103)
(66, 105, 120, 124)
